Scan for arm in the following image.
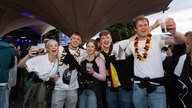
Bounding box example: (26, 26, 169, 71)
(17, 54, 30, 68)
(17, 49, 37, 68)
(149, 19, 159, 32)
(89, 57, 106, 81)
(165, 18, 186, 45)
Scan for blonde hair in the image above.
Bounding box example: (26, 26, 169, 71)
(46, 39, 59, 60)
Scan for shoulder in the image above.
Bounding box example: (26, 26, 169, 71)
(151, 34, 169, 40)
(179, 54, 187, 61)
(81, 57, 87, 62)
(95, 57, 104, 63)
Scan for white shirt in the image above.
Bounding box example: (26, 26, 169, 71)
(174, 54, 186, 76)
(26, 54, 58, 81)
(112, 39, 129, 60)
(125, 34, 166, 79)
(55, 46, 87, 90)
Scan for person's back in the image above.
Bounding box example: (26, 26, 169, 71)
(0, 41, 15, 83)
(0, 38, 15, 108)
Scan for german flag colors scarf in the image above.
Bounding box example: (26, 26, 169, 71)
(101, 47, 119, 89)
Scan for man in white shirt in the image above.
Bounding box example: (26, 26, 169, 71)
(125, 15, 186, 108)
(52, 32, 87, 108)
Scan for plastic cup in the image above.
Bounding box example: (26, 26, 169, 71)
(86, 62, 93, 70)
(158, 17, 169, 33)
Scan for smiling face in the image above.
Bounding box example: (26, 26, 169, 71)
(100, 34, 112, 50)
(133, 15, 150, 39)
(86, 41, 96, 56)
(69, 33, 82, 50)
(135, 19, 150, 38)
(46, 40, 59, 56)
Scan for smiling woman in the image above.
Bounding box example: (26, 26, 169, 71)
(17, 39, 59, 108)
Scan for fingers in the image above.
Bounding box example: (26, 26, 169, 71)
(29, 49, 38, 57)
(166, 18, 176, 34)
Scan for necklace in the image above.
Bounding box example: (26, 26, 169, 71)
(68, 46, 80, 58)
(134, 33, 151, 61)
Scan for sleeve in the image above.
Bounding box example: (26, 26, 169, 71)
(118, 39, 130, 50)
(92, 57, 106, 81)
(125, 43, 132, 55)
(8, 48, 16, 69)
(25, 56, 40, 73)
(174, 54, 186, 76)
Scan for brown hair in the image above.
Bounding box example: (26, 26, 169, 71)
(86, 39, 99, 51)
(99, 30, 111, 38)
(71, 32, 82, 38)
(184, 31, 192, 64)
(133, 15, 149, 28)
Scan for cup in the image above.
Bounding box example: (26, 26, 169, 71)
(37, 43, 45, 53)
(30, 45, 39, 55)
(86, 62, 93, 70)
(50, 74, 58, 82)
(158, 17, 169, 33)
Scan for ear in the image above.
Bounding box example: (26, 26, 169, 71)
(134, 27, 137, 31)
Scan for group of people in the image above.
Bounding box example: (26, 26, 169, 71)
(0, 14, 191, 108)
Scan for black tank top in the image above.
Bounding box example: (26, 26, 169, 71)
(80, 57, 99, 81)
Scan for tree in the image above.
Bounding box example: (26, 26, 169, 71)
(107, 21, 136, 40)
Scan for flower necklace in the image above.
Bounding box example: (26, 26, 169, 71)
(134, 33, 151, 61)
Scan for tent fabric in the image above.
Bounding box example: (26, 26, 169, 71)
(0, 0, 172, 40)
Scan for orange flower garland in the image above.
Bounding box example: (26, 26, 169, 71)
(134, 33, 152, 61)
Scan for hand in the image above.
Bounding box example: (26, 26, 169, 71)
(28, 49, 38, 57)
(50, 74, 59, 83)
(166, 47, 172, 57)
(87, 67, 94, 75)
(166, 18, 176, 35)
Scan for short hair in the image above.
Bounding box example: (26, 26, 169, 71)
(111, 32, 122, 43)
(71, 32, 81, 38)
(99, 30, 111, 38)
(3, 37, 16, 45)
(133, 15, 149, 28)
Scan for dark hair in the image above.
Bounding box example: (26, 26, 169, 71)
(133, 15, 149, 28)
(99, 30, 111, 38)
(95, 38, 100, 42)
(71, 32, 81, 38)
(3, 37, 16, 45)
(86, 39, 99, 51)
(111, 32, 122, 43)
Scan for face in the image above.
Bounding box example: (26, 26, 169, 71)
(46, 40, 59, 56)
(70, 34, 82, 49)
(135, 20, 149, 37)
(86, 41, 96, 55)
(100, 34, 112, 49)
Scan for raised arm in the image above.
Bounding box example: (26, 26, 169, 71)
(165, 18, 186, 45)
(17, 49, 37, 68)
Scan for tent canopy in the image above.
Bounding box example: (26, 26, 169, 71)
(0, 0, 172, 40)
